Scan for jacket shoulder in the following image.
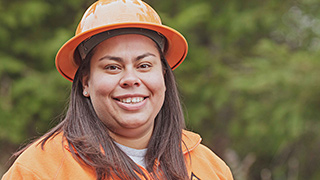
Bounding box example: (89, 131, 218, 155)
(183, 130, 233, 180)
(2, 134, 66, 179)
(2, 133, 95, 180)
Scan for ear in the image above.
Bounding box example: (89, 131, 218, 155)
(82, 75, 90, 97)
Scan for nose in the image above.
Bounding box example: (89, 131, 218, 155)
(119, 69, 141, 88)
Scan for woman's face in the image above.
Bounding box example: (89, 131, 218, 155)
(83, 34, 166, 146)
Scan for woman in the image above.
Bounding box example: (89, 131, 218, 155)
(2, 0, 233, 179)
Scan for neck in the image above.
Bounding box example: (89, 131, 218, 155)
(109, 127, 153, 149)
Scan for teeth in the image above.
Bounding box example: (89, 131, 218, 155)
(120, 97, 144, 104)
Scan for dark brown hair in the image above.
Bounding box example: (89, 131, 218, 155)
(39, 46, 189, 179)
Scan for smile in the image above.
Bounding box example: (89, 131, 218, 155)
(117, 97, 146, 104)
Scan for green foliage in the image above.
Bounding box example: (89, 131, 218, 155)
(1, 0, 320, 179)
(151, 0, 320, 179)
(0, 0, 88, 144)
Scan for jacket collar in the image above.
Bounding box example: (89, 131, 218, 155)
(181, 130, 202, 154)
(62, 130, 202, 155)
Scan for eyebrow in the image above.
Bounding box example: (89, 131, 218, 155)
(98, 52, 156, 62)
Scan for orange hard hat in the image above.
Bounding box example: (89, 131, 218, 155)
(55, 0, 188, 81)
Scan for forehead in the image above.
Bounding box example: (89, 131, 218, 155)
(93, 34, 159, 54)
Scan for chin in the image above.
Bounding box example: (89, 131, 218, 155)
(119, 120, 148, 129)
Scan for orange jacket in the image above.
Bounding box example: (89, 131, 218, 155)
(2, 130, 233, 179)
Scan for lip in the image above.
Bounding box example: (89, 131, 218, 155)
(113, 94, 148, 111)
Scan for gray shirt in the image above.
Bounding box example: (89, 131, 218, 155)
(114, 142, 147, 169)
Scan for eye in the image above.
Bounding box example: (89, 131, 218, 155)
(106, 65, 119, 70)
(138, 63, 152, 70)
(104, 64, 121, 73)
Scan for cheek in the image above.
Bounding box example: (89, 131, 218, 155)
(145, 73, 166, 94)
(88, 77, 116, 118)
(89, 74, 117, 97)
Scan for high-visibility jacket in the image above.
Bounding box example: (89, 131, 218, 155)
(2, 130, 233, 180)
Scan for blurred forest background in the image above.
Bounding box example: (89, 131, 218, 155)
(1, 0, 320, 179)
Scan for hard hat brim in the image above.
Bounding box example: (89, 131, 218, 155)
(55, 22, 188, 81)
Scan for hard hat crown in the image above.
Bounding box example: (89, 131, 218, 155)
(76, 0, 162, 35)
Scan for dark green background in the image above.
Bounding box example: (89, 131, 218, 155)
(1, 0, 320, 179)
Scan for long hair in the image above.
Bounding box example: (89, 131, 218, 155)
(40, 47, 189, 179)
